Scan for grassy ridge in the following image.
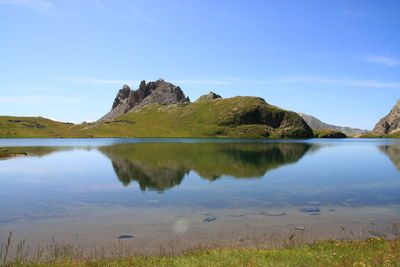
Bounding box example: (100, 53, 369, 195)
(0, 116, 79, 138)
(312, 129, 347, 138)
(0, 97, 312, 138)
(361, 132, 400, 139)
(82, 97, 295, 138)
(8, 238, 400, 267)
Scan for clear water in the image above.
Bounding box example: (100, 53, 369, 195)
(0, 138, 399, 253)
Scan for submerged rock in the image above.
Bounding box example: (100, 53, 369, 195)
(263, 210, 286, 216)
(203, 216, 217, 222)
(298, 206, 320, 213)
(118, 235, 135, 239)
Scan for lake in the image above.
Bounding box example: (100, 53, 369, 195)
(0, 138, 399, 254)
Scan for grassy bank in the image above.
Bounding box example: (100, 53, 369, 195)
(5, 238, 400, 267)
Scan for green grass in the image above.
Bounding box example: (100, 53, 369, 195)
(7, 238, 400, 267)
(0, 97, 313, 138)
(312, 129, 347, 138)
(0, 116, 80, 138)
(360, 132, 400, 139)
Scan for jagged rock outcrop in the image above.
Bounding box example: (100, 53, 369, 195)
(373, 100, 400, 135)
(99, 79, 190, 121)
(298, 113, 367, 136)
(195, 92, 222, 103)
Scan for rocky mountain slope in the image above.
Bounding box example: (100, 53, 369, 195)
(372, 100, 400, 135)
(99, 79, 190, 121)
(90, 80, 313, 138)
(298, 113, 367, 135)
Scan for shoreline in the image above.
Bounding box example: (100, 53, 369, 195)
(2, 237, 399, 266)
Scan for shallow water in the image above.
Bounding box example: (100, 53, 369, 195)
(0, 138, 399, 254)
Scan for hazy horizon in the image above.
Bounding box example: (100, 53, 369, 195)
(1, 0, 399, 130)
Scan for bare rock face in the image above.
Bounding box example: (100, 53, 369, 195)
(195, 92, 222, 103)
(99, 79, 190, 121)
(373, 100, 400, 135)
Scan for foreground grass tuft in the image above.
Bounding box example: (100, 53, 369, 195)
(6, 238, 400, 267)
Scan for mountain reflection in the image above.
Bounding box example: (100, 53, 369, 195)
(100, 142, 312, 192)
(379, 144, 400, 171)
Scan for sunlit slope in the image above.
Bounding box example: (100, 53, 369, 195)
(0, 97, 313, 138)
(0, 116, 79, 138)
(85, 97, 313, 138)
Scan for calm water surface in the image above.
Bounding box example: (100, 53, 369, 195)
(0, 138, 399, 253)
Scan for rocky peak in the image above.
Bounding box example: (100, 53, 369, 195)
(372, 99, 400, 134)
(112, 84, 131, 109)
(195, 92, 222, 103)
(99, 79, 190, 121)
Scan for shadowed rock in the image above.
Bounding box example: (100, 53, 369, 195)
(195, 92, 222, 103)
(373, 100, 400, 135)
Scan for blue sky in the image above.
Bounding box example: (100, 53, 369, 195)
(0, 0, 399, 129)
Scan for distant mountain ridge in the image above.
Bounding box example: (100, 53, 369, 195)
(298, 113, 367, 135)
(373, 100, 400, 135)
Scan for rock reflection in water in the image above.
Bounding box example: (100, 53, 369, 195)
(379, 144, 400, 171)
(100, 142, 312, 192)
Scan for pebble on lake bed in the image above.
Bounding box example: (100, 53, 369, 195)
(203, 216, 217, 222)
(297, 206, 320, 212)
(118, 235, 135, 239)
(294, 226, 305, 230)
(264, 210, 286, 216)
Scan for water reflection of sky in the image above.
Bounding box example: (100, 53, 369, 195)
(0, 139, 399, 224)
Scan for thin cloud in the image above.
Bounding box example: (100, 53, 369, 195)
(0, 0, 57, 14)
(172, 80, 232, 86)
(276, 75, 400, 89)
(363, 56, 400, 66)
(130, 7, 156, 23)
(0, 95, 85, 105)
(66, 75, 400, 90)
(93, 1, 155, 23)
(74, 78, 141, 85)
(71, 78, 232, 86)
(93, 0, 129, 22)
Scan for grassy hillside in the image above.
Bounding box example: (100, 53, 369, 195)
(83, 97, 313, 138)
(0, 97, 313, 138)
(0, 116, 79, 138)
(360, 132, 400, 138)
(312, 129, 347, 138)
